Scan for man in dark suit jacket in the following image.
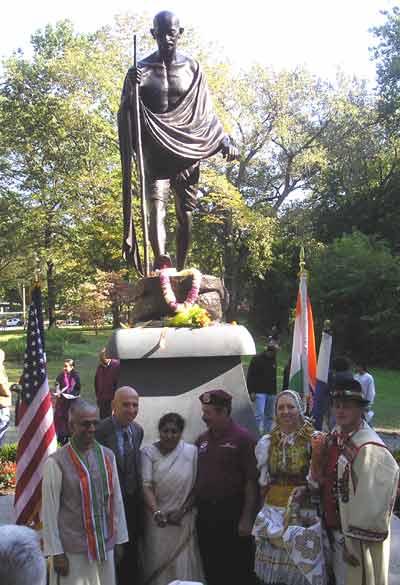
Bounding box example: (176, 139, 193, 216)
(96, 386, 144, 585)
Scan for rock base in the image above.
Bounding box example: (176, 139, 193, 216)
(128, 273, 228, 322)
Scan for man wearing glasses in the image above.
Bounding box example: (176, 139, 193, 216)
(42, 399, 128, 585)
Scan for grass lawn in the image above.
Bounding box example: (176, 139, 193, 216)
(1, 329, 111, 404)
(242, 338, 399, 431)
(370, 367, 400, 430)
(1, 328, 399, 431)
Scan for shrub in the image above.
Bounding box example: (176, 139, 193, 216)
(65, 332, 86, 345)
(1, 328, 87, 359)
(0, 336, 27, 360)
(0, 442, 18, 462)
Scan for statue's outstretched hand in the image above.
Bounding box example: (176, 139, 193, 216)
(220, 137, 239, 162)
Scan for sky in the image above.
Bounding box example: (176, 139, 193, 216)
(1, 0, 399, 82)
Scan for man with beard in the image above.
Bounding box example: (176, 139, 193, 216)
(195, 390, 258, 585)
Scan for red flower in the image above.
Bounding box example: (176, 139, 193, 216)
(0, 461, 17, 490)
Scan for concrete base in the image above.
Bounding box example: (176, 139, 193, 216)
(118, 356, 257, 445)
(107, 324, 258, 445)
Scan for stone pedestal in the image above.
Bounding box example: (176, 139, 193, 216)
(127, 274, 228, 322)
(106, 324, 257, 445)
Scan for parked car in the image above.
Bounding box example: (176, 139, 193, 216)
(6, 317, 23, 327)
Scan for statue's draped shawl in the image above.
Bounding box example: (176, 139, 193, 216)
(118, 61, 225, 273)
(141, 63, 225, 160)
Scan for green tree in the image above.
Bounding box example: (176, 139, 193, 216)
(308, 75, 400, 252)
(211, 66, 339, 315)
(371, 6, 400, 128)
(309, 231, 400, 365)
(0, 21, 127, 324)
(248, 202, 322, 335)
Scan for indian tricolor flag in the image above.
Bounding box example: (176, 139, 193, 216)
(289, 272, 317, 400)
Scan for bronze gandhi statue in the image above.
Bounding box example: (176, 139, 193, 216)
(118, 10, 239, 273)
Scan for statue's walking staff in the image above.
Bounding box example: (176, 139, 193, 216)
(133, 34, 150, 277)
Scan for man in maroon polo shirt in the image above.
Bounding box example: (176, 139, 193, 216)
(94, 348, 120, 419)
(195, 389, 258, 585)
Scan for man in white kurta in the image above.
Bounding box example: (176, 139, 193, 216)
(42, 400, 128, 585)
(317, 379, 399, 585)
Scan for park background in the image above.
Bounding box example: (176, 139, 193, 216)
(1, 3, 400, 430)
(0, 328, 398, 430)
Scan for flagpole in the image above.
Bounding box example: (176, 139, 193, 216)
(312, 319, 333, 429)
(299, 247, 310, 401)
(34, 253, 40, 284)
(288, 246, 317, 407)
(14, 280, 56, 529)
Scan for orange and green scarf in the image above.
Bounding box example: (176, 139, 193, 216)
(68, 440, 114, 561)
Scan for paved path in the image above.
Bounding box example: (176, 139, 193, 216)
(389, 515, 400, 584)
(0, 494, 14, 524)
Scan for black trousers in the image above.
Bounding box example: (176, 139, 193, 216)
(196, 499, 257, 585)
(116, 494, 144, 585)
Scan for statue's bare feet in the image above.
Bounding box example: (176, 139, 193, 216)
(154, 254, 172, 270)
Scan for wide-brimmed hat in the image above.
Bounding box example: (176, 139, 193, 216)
(330, 378, 369, 405)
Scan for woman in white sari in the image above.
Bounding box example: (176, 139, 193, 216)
(141, 413, 204, 585)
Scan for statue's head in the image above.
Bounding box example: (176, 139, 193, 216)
(151, 11, 184, 56)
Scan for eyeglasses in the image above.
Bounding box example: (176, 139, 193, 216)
(78, 420, 100, 429)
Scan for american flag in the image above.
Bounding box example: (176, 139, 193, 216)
(14, 290, 57, 526)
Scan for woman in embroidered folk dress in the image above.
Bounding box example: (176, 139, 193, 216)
(252, 390, 327, 585)
(141, 413, 204, 585)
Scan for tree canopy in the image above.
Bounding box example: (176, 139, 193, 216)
(1, 10, 399, 364)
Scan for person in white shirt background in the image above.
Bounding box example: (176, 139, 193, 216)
(354, 361, 376, 423)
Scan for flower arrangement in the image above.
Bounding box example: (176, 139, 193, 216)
(0, 461, 17, 493)
(164, 304, 211, 328)
(159, 268, 202, 313)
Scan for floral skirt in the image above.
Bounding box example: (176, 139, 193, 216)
(253, 504, 327, 585)
(255, 533, 309, 585)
